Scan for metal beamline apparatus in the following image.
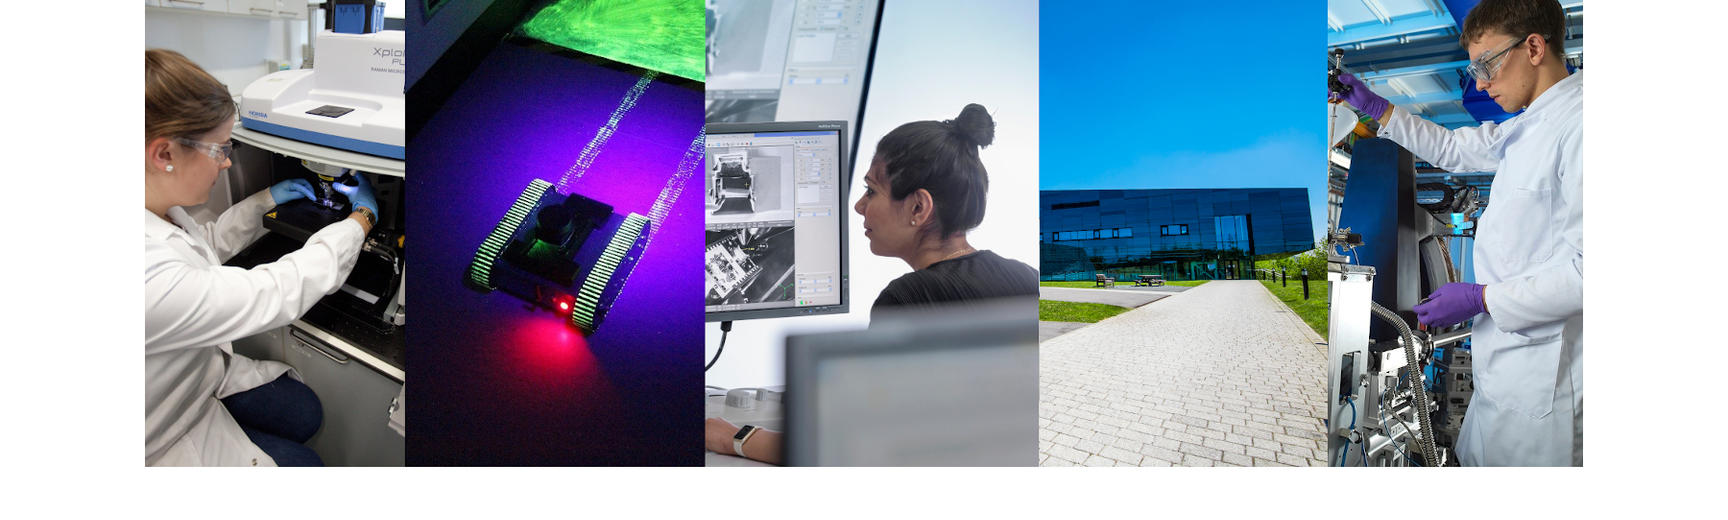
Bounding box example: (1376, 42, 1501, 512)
(1326, 137, 1480, 467)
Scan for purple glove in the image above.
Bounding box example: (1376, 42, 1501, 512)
(1330, 73, 1391, 123)
(1413, 282, 1487, 328)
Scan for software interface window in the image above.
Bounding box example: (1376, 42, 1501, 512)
(705, 0, 878, 130)
(705, 130, 844, 312)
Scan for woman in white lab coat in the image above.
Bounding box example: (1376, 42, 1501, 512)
(144, 49, 378, 466)
(1331, 0, 1581, 466)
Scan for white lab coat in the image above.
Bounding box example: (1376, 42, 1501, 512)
(144, 189, 364, 466)
(1377, 72, 1583, 466)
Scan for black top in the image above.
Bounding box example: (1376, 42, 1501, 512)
(871, 250, 1039, 321)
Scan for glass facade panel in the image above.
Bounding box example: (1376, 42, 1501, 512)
(1040, 189, 1314, 281)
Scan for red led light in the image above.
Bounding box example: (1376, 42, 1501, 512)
(553, 294, 574, 314)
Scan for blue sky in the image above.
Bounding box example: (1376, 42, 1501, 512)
(1041, 1, 1326, 241)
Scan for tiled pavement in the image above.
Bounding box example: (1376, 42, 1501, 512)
(1039, 280, 1330, 467)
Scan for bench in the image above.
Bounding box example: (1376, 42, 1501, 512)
(1094, 274, 1115, 288)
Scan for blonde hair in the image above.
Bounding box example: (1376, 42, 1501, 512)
(145, 49, 234, 142)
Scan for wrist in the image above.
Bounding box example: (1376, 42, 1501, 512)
(348, 210, 374, 234)
(1478, 284, 1489, 315)
(353, 206, 377, 226)
(733, 424, 761, 459)
(719, 425, 742, 455)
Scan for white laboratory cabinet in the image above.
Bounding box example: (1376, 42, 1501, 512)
(232, 325, 404, 467)
(160, 0, 229, 13)
(228, 0, 280, 17)
(226, 0, 310, 19)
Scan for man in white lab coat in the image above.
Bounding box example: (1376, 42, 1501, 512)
(144, 49, 377, 466)
(1331, 0, 1581, 466)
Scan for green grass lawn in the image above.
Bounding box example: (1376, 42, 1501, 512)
(1038, 300, 1132, 323)
(1260, 278, 1329, 340)
(1039, 280, 1209, 289)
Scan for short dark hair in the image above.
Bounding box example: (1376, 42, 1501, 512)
(875, 103, 996, 239)
(1461, 0, 1567, 57)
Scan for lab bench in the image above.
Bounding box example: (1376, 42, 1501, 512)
(221, 117, 406, 466)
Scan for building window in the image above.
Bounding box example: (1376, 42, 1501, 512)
(1050, 200, 1101, 210)
(1160, 224, 1188, 236)
(1214, 215, 1251, 253)
(1050, 227, 1135, 242)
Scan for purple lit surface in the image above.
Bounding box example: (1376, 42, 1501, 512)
(408, 42, 702, 465)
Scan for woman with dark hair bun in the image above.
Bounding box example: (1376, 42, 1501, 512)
(853, 103, 1037, 319)
(704, 104, 1037, 466)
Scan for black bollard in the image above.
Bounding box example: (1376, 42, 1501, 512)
(1281, 269, 1287, 287)
(1301, 269, 1310, 300)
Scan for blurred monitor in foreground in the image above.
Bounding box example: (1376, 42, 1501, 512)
(783, 298, 1037, 466)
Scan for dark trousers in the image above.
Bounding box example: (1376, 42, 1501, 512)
(220, 375, 325, 467)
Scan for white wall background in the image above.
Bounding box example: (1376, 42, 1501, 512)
(704, 0, 1040, 389)
(144, 8, 311, 97)
(145, 2, 405, 96)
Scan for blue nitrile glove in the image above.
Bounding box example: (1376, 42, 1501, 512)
(269, 179, 317, 204)
(1413, 282, 1487, 328)
(1330, 73, 1391, 123)
(332, 173, 379, 216)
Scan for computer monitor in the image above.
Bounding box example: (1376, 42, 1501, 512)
(704, 0, 883, 168)
(783, 300, 1039, 466)
(705, 121, 850, 322)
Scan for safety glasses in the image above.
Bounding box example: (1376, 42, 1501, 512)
(1464, 37, 1526, 84)
(173, 137, 234, 165)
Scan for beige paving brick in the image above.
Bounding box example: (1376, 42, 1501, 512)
(1039, 281, 1329, 467)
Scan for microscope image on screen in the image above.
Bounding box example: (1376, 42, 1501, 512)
(705, 146, 796, 223)
(710, 151, 755, 213)
(705, 225, 795, 306)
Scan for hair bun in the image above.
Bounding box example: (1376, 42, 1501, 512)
(948, 103, 995, 148)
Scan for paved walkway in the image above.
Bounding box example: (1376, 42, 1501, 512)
(1038, 280, 1329, 467)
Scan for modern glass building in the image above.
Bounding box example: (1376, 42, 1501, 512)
(1040, 189, 1314, 281)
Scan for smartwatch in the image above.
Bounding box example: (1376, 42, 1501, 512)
(732, 424, 760, 459)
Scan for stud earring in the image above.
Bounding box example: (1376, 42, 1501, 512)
(165, 164, 174, 172)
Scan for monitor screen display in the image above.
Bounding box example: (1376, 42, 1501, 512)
(704, 0, 882, 167)
(705, 122, 850, 321)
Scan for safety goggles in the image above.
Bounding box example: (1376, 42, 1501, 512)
(1464, 37, 1526, 84)
(173, 137, 234, 165)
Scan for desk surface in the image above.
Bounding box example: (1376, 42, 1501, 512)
(704, 394, 780, 467)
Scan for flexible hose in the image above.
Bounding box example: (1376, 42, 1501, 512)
(1340, 397, 1357, 467)
(1436, 236, 1458, 283)
(1369, 302, 1440, 467)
